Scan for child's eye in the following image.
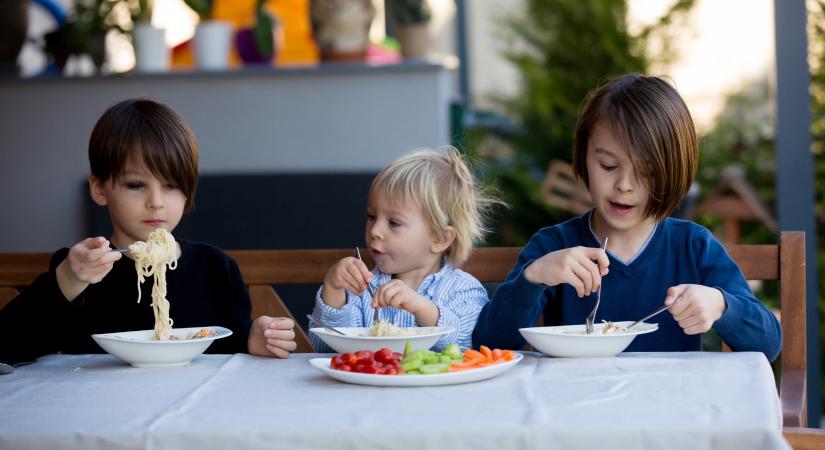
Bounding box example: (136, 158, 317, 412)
(125, 181, 145, 190)
(600, 163, 617, 171)
(366, 213, 376, 222)
(163, 183, 178, 190)
(388, 220, 401, 228)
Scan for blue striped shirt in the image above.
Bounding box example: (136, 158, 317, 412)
(310, 261, 489, 352)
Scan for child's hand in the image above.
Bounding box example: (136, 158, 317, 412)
(248, 316, 297, 358)
(372, 279, 439, 326)
(56, 237, 122, 301)
(664, 284, 727, 334)
(523, 246, 609, 297)
(321, 257, 372, 307)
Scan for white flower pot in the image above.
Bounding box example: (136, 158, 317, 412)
(132, 23, 168, 73)
(194, 20, 232, 70)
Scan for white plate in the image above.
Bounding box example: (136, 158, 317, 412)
(519, 321, 658, 357)
(92, 326, 232, 368)
(309, 326, 452, 354)
(309, 353, 523, 386)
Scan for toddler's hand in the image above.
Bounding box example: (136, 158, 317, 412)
(372, 279, 426, 312)
(56, 237, 122, 301)
(248, 316, 297, 358)
(323, 257, 372, 295)
(665, 284, 726, 334)
(523, 246, 609, 297)
(372, 279, 438, 326)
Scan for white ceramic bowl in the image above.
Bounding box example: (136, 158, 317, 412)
(519, 321, 658, 357)
(92, 326, 232, 368)
(310, 326, 452, 354)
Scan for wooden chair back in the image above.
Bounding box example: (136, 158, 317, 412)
(783, 427, 825, 450)
(0, 232, 806, 426)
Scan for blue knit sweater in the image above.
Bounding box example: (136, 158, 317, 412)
(473, 213, 782, 361)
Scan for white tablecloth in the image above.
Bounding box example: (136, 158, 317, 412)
(0, 352, 789, 450)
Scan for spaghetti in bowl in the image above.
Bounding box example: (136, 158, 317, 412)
(309, 326, 452, 353)
(92, 326, 232, 368)
(519, 321, 658, 357)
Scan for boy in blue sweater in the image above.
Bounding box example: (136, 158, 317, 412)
(473, 74, 781, 361)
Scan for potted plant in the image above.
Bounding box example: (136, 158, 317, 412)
(235, 0, 280, 65)
(129, 0, 169, 72)
(44, 0, 123, 74)
(388, 0, 431, 59)
(184, 0, 232, 70)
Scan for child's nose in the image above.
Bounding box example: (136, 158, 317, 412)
(368, 223, 383, 240)
(615, 169, 636, 193)
(146, 188, 164, 209)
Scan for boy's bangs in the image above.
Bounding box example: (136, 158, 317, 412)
(375, 172, 421, 210)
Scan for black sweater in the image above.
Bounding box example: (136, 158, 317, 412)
(0, 240, 252, 365)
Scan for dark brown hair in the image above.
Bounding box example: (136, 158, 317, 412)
(572, 74, 698, 220)
(89, 98, 199, 212)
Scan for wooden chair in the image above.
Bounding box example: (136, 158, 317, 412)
(0, 232, 807, 426)
(783, 427, 825, 450)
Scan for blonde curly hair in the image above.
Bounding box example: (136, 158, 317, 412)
(369, 147, 500, 265)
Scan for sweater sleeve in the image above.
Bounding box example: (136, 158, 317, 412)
(225, 255, 253, 353)
(695, 230, 783, 361)
(0, 249, 75, 365)
(472, 232, 557, 350)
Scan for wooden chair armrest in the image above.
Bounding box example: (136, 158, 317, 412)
(783, 427, 825, 450)
(780, 368, 807, 427)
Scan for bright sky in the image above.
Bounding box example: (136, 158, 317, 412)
(627, 0, 775, 132)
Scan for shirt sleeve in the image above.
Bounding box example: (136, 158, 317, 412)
(472, 232, 558, 350)
(0, 249, 75, 365)
(695, 229, 783, 361)
(309, 285, 366, 353)
(431, 276, 489, 352)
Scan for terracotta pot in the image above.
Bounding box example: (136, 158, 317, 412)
(310, 0, 375, 62)
(394, 22, 430, 60)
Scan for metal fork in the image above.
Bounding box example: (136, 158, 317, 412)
(585, 236, 609, 335)
(355, 246, 379, 324)
(305, 314, 347, 335)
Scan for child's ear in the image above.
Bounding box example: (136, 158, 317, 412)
(430, 226, 456, 254)
(88, 175, 108, 206)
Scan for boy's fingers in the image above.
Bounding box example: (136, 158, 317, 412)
(268, 317, 294, 330)
(570, 263, 593, 295)
(345, 264, 367, 291)
(665, 285, 689, 306)
(566, 272, 585, 297)
(266, 344, 290, 358)
(583, 247, 610, 270)
(266, 337, 297, 351)
(356, 261, 372, 280)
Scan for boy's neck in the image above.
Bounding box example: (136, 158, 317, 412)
(590, 212, 658, 262)
(391, 256, 444, 291)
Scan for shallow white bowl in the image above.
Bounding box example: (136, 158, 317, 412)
(310, 326, 452, 354)
(92, 326, 232, 368)
(519, 321, 658, 357)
